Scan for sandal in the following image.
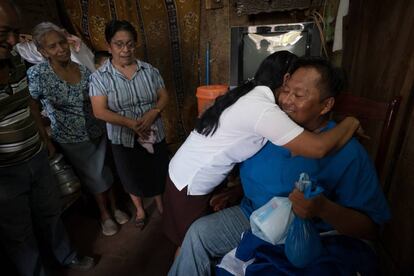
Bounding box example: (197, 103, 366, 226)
(135, 216, 147, 230)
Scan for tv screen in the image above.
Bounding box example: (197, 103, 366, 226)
(230, 22, 321, 86)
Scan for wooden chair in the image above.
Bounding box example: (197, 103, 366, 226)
(332, 94, 401, 189)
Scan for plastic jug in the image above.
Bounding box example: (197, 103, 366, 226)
(196, 85, 228, 116)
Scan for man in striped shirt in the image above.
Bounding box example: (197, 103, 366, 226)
(0, 0, 94, 274)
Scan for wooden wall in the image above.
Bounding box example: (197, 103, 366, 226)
(340, 0, 414, 273)
(342, 0, 414, 179)
(199, 0, 309, 86)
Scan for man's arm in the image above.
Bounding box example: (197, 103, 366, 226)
(288, 189, 379, 240)
(29, 98, 56, 157)
(210, 185, 244, 212)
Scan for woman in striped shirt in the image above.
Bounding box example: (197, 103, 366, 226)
(90, 20, 169, 230)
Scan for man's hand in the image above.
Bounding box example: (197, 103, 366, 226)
(355, 125, 371, 140)
(288, 188, 326, 219)
(289, 188, 380, 240)
(209, 191, 231, 212)
(209, 185, 243, 212)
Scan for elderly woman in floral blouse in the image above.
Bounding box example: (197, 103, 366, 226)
(27, 22, 129, 236)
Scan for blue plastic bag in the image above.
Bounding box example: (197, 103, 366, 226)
(284, 173, 324, 268)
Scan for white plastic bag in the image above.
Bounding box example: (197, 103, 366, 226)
(16, 39, 95, 72)
(250, 196, 294, 245)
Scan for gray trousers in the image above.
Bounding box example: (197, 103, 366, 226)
(0, 149, 76, 276)
(168, 206, 250, 276)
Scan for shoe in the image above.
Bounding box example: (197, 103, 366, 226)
(114, 209, 130, 225)
(67, 255, 95, 271)
(101, 218, 119, 236)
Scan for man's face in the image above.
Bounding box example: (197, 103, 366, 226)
(0, 1, 20, 59)
(278, 67, 331, 129)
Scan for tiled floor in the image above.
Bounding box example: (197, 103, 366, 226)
(2, 196, 177, 276)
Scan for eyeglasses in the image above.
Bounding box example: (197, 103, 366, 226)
(111, 40, 135, 50)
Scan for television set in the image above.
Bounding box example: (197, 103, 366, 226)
(230, 22, 321, 87)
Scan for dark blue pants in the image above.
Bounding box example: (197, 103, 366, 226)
(0, 149, 76, 276)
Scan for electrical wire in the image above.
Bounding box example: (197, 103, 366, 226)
(312, 10, 329, 59)
(310, 4, 329, 60)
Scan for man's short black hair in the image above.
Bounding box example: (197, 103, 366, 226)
(289, 57, 347, 99)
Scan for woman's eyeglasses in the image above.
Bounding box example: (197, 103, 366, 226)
(111, 40, 135, 50)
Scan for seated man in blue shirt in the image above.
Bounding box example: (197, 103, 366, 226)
(168, 57, 390, 276)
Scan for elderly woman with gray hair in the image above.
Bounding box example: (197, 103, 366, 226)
(27, 22, 129, 236)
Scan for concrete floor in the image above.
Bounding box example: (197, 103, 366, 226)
(2, 195, 177, 276)
(55, 197, 176, 276)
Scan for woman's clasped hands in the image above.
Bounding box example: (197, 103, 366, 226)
(129, 109, 159, 139)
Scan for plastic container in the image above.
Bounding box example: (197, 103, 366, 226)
(196, 85, 229, 116)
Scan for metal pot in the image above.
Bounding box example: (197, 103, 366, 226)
(55, 169, 79, 184)
(49, 153, 67, 172)
(59, 181, 81, 197)
(49, 153, 81, 196)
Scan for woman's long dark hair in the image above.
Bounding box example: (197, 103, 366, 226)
(195, 51, 297, 136)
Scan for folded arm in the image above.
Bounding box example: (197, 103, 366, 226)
(90, 95, 138, 130)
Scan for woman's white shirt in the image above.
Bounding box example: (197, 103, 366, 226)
(169, 85, 304, 195)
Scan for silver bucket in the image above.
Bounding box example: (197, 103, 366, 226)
(49, 153, 81, 196)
